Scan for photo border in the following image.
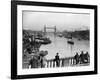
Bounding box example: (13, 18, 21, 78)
(11, 0, 98, 79)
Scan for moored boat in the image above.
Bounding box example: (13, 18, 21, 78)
(35, 37, 51, 45)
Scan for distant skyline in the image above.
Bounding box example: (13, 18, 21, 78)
(23, 11, 90, 32)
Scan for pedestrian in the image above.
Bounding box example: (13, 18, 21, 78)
(84, 52, 90, 63)
(74, 52, 79, 64)
(29, 55, 40, 68)
(79, 51, 84, 64)
(40, 56, 45, 68)
(55, 53, 60, 67)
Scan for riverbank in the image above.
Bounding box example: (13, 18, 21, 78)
(23, 30, 51, 68)
(62, 30, 89, 40)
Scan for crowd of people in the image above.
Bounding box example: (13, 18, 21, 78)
(53, 51, 90, 67)
(74, 51, 90, 64)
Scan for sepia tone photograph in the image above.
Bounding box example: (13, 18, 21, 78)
(22, 11, 90, 69)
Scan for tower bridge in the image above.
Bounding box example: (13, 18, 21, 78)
(43, 25, 57, 35)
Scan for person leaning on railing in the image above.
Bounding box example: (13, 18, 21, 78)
(55, 53, 60, 67)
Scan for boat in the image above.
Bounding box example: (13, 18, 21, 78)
(67, 40, 74, 45)
(41, 38, 51, 44)
(78, 38, 81, 41)
(35, 37, 51, 45)
(65, 36, 72, 39)
(58, 34, 63, 37)
(67, 36, 74, 45)
(67, 33, 74, 45)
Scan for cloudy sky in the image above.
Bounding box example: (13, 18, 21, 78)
(23, 11, 90, 32)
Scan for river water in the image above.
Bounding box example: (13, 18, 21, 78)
(40, 32, 90, 59)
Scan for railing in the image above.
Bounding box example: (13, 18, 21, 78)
(22, 58, 30, 69)
(45, 57, 74, 68)
(22, 57, 74, 69)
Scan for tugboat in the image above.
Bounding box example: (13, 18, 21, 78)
(67, 34, 74, 45)
(67, 40, 74, 45)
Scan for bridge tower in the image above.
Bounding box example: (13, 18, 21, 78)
(54, 26, 56, 35)
(44, 25, 46, 35)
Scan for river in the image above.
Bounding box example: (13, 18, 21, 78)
(40, 32, 90, 59)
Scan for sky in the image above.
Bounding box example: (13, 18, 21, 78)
(23, 11, 90, 32)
